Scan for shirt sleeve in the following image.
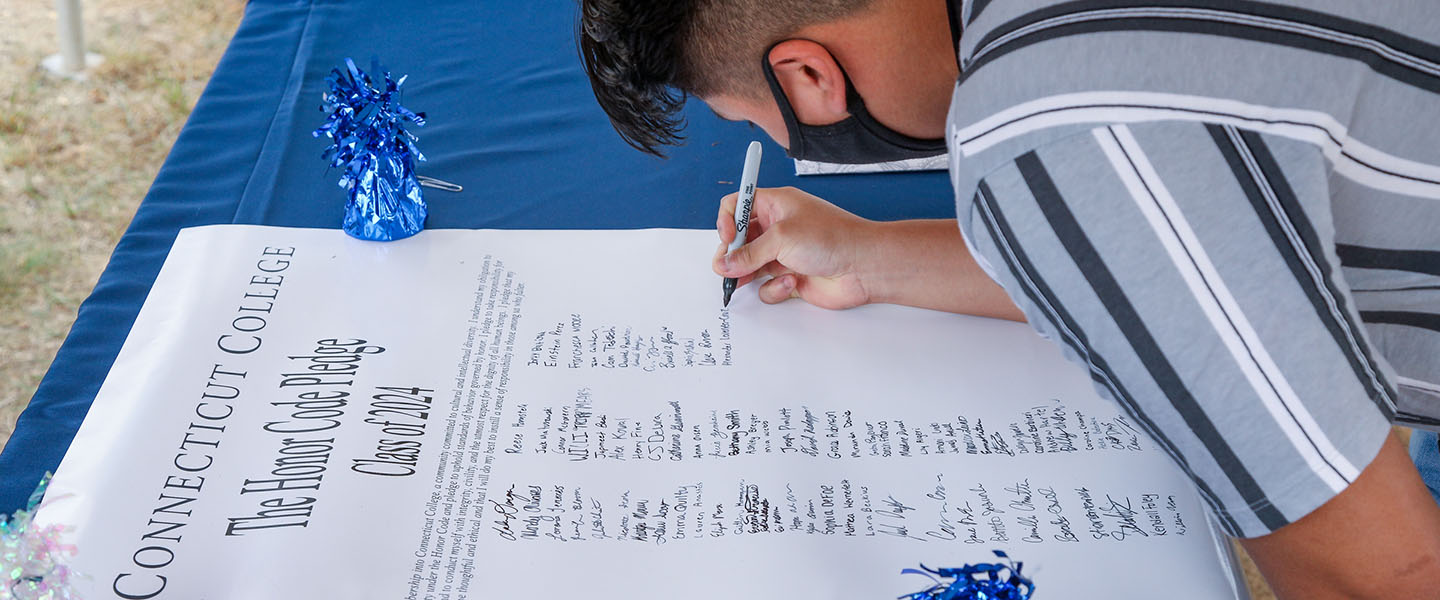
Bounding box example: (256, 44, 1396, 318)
(957, 120, 1398, 538)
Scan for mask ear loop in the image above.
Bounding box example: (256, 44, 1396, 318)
(761, 40, 946, 158)
(761, 40, 809, 158)
(760, 39, 870, 158)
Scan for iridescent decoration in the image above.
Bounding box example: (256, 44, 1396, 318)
(313, 57, 428, 241)
(899, 550, 1035, 600)
(1, 475, 78, 600)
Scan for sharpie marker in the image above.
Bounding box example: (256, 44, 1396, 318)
(723, 141, 763, 307)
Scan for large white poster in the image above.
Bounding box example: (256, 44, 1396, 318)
(40, 225, 1241, 599)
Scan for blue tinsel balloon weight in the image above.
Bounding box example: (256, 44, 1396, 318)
(313, 57, 427, 241)
(899, 551, 1035, 600)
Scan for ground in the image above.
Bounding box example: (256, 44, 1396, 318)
(0, 1, 1292, 597)
(0, 0, 243, 448)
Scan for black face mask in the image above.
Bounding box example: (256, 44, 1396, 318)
(761, 43, 946, 164)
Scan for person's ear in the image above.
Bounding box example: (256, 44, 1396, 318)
(766, 39, 850, 126)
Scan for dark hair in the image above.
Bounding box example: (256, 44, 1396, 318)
(578, 0, 692, 156)
(577, 0, 871, 156)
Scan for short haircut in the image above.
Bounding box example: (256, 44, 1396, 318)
(578, 0, 872, 156)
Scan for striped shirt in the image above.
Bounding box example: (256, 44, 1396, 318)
(945, 0, 1440, 537)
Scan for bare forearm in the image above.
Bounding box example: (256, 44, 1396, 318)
(1240, 433, 1440, 598)
(860, 219, 1025, 321)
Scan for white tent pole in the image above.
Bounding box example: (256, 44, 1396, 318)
(44, 0, 100, 78)
(55, 0, 85, 73)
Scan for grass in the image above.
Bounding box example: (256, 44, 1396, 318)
(0, 0, 244, 453)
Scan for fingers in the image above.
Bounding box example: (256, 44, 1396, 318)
(716, 192, 738, 244)
(715, 224, 786, 279)
(712, 240, 731, 276)
(718, 187, 798, 245)
(758, 273, 800, 304)
(712, 237, 793, 279)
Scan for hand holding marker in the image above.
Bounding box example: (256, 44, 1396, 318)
(722, 141, 763, 307)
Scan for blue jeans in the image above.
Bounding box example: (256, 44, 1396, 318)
(1410, 429, 1440, 505)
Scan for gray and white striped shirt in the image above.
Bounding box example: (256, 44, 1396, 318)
(946, 0, 1440, 536)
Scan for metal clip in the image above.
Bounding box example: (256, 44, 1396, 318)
(418, 175, 464, 192)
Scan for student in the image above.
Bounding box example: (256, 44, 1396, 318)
(577, 0, 1440, 596)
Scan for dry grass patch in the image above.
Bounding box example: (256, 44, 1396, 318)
(0, 0, 244, 452)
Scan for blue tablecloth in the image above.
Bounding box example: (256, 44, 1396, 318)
(0, 0, 952, 511)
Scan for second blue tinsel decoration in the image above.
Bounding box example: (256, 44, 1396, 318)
(899, 551, 1035, 600)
